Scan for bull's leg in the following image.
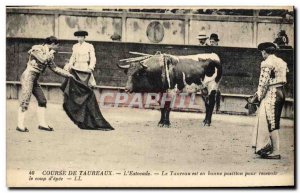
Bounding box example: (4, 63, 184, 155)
(158, 108, 166, 127)
(163, 101, 172, 127)
(215, 90, 221, 113)
(203, 90, 217, 126)
(202, 95, 209, 125)
(163, 108, 171, 127)
(158, 101, 171, 128)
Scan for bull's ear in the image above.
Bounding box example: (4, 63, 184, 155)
(166, 55, 179, 66)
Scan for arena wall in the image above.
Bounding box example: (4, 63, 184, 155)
(6, 38, 294, 118)
(6, 8, 294, 47)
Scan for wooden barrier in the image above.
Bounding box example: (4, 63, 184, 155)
(6, 81, 294, 119)
(6, 38, 294, 98)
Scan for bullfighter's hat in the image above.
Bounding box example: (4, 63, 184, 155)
(258, 42, 277, 51)
(44, 36, 59, 45)
(74, 30, 88, 37)
(278, 30, 287, 36)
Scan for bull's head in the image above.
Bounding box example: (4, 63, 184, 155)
(117, 53, 178, 93)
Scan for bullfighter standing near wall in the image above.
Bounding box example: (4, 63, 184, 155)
(16, 36, 73, 132)
(251, 42, 288, 159)
(64, 30, 97, 87)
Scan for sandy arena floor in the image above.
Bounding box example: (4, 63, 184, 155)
(6, 100, 294, 186)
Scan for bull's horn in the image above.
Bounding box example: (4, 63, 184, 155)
(117, 63, 130, 69)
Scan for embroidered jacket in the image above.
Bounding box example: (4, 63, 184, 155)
(27, 45, 71, 77)
(256, 54, 288, 100)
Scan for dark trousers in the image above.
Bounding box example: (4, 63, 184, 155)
(268, 86, 285, 131)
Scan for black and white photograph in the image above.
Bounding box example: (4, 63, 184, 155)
(5, 6, 295, 187)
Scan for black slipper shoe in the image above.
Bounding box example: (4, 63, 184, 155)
(38, 126, 54, 131)
(16, 127, 29, 132)
(261, 154, 281, 159)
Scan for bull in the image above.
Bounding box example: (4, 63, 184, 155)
(117, 52, 222, 127)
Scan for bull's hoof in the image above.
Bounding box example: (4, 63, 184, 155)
(157, 121, 171, 128)
(163, 123, 170, 128)
(202, 120, 211, 127)
(160, 124, 170, 128)
(158, 121, 164, 127)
